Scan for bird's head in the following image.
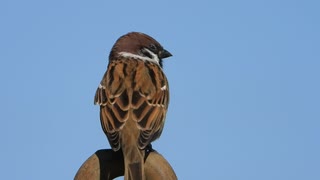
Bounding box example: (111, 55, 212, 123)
(109, 32, 172, 67)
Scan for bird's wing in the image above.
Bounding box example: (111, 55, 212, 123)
(131, 62, 169, 149)
(94, 60, 169, 150)
(94, 61, 129, 151)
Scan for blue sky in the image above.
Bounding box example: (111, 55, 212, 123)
(1, 0, 320, 179)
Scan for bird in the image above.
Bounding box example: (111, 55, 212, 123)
(94, 32, 172, 180)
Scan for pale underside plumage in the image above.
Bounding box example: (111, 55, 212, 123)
(94, 54, 169, 151)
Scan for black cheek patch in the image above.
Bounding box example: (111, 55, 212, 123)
(141, 49, 153, 59)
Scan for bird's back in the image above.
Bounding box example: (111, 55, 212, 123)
(95, 58, 169, 151)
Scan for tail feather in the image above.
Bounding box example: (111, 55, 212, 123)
(123, 148, 145, 180)
(126, 162, 144, 180)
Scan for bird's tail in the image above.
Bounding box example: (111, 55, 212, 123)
(122, 145, 145, 180)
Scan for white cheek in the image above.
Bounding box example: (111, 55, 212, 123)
(142, 48, 160, 64)
(118, 49, 160, 65)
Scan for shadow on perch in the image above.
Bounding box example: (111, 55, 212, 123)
(74, 149, 177, 180)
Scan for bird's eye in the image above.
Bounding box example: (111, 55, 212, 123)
(149, 44, 157, 51)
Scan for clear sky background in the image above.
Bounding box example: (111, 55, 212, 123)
(1, 0, 319, 179)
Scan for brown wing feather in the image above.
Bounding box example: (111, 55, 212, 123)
(94, 59, 169, 150)
(94, 62, 129, 151)
(132, 61, 169, 149)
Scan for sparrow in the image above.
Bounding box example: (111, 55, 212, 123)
(94, 32, 172, 180)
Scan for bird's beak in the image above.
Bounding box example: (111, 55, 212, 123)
(159, 49, 172, 59)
